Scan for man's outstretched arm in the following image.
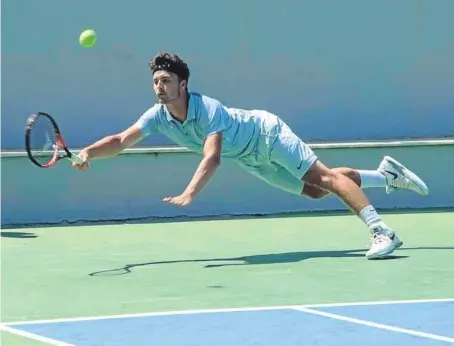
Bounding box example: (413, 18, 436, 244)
(163, 132, 222, 206)
(73, 124, 145, 171)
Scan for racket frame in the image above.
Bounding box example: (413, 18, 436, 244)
(25, 112, 83, 168)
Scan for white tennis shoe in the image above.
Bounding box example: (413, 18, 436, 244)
(378, 156, 429, 196)
(366, 224, 403, 259)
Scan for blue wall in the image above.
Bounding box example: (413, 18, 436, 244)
(2, 145, 454, 226)
(2, 0, 454, 149)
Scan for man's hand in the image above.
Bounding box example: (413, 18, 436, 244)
(162, 194, 194, 207)
(163, 132, 223, 207)
(72, 149, 90, 171)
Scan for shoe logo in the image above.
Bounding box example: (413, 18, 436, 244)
(385, 170, 398, 180)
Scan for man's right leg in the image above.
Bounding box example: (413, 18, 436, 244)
(237, 155, 407, 259)
(237, 158, 403, 259)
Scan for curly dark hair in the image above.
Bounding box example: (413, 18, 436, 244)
(149, 53, 190, 83)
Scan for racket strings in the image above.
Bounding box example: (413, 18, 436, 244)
(28, 116, 59, 165)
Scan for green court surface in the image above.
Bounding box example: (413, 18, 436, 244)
(1, 210, 454, 345)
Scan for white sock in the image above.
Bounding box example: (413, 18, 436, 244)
(359, 205, 383, 230)
(358, 170, 387, 188)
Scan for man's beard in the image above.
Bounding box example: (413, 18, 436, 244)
(157, 89, 180, 104)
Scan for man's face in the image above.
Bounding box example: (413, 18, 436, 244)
(153, 70, 186, 104)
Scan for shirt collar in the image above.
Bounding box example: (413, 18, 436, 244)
(165, 93, 195, 123)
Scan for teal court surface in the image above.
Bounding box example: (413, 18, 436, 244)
(1, 210, 454, 345)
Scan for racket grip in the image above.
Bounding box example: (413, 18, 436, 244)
(69, 154, 84, 165)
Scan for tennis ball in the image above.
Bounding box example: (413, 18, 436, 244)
(79, 29, 96, 48)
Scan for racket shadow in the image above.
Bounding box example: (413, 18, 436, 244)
(90, 246, 447, 276)
(1, 231, 38, 239)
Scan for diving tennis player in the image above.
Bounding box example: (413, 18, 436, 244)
(73, 53, 428, 259)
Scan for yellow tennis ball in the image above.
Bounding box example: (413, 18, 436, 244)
(79, 29, 96, 48)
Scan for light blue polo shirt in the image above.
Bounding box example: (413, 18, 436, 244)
(135, 92, 266, 158)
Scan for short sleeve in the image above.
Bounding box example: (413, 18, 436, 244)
(205, 101, 228, 137)
(134, 105, 160, 136)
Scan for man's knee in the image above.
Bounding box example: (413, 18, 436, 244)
(331, 167, 360, 186)
(319, 171, 343, 190)
(303, 160, 345, 191)
(302, 184, 330, 199)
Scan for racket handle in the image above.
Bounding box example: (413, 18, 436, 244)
(69, 154, 84, 165)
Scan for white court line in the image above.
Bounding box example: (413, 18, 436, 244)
(0, 324, 75, 346)
(305, 297, 454, 309)
(294, 307, 454, 343)
(3, 297, 454, 326)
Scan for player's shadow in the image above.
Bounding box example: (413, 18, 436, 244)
(89, 247, 441, 276)
(0, 231, 38, 239)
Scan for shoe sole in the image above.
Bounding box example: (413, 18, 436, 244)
(383, 156, 429, 196)
(366, 238, 404, 260)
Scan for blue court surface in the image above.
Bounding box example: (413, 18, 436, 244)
(2, 298, 454, 345)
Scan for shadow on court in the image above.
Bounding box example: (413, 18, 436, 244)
(0, 231, 38, 239)
(89, 246, 454, 276)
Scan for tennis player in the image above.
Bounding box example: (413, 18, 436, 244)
(73, 53, 429, 259)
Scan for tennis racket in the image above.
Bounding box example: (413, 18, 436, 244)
(25, 112, 83, 168)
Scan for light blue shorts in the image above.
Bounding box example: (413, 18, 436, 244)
(236, 111, 318, 195)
